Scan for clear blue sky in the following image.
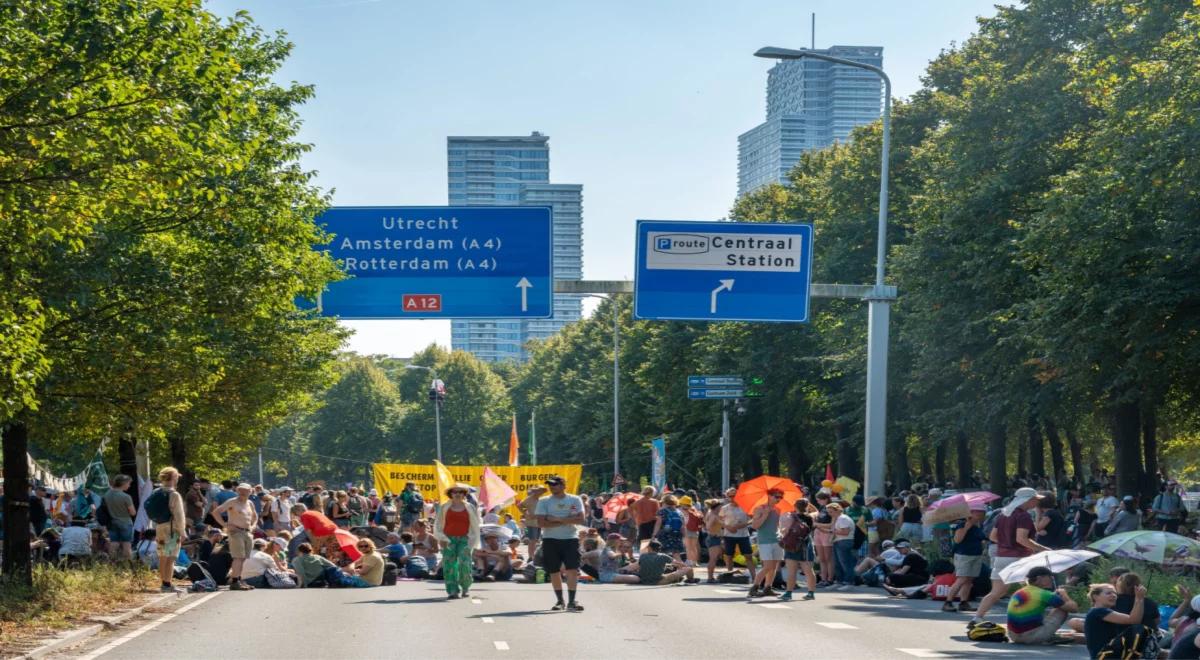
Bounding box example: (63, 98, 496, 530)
(207, 0, 1004, 357)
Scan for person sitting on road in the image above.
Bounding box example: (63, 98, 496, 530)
(506, 537, 525, 572)
(621, 539, 696, 585)
(473, 531, 513, 581)
(239, 538, 291, 588)
(381, 532, 409, 566)
(1005, 566, 1079, 644)
(1080, 581, 1148, 658)
(343, 538, 385, 587)
(291, 542, 336, 587)
(581, 537, 639, 584)
(882, 540, 928, 588)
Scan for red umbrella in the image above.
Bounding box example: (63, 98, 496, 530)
(299, 510, 337, 536)
(333, 528, 362, 562)
(735, 475, 803, 515)
(603, 492, 641, 523)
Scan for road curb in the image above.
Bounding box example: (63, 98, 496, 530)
(15, 592, 181, 659)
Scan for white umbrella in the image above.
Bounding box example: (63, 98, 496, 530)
(479, 524, 513, 543)
(997, 549, 1099, 584)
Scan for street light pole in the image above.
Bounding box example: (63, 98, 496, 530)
(405, 364, 442, 463)
(755, 46, 894, 498)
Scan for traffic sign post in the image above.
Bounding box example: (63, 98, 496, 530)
(312, 206, 553, 319)
(634, 220, 813, 322)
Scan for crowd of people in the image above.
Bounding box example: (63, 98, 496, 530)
(4, 464, 1199, 656)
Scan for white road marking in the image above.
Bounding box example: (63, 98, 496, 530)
(814, 622, 859, 629)
(758, 603, 790, 609)
(713, 589, 744, 594)
(493, 641, 510, 651)
(472, 598, 482, 604)
(482, 617, 495, 623)
(896, 650, 948, 658)
(77, 592, 221, 660)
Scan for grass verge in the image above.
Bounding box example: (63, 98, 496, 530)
(0, 563, 158, 647)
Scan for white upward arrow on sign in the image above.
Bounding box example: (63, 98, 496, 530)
(710, 279, 734, 314)
(516, 277, 532, 312)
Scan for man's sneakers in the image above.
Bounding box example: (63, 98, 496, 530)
(160, 584, 182, 593)
(448, 592, 461, 600)
(747, 586, 760, 598)
(567, 601, 584, 612)
(683, 577, 700, 585)
(760, 588, 779, 598)
(778, 591, 793, 601)
(958, 601, 973, 613)
(802, 592, 816, 601)
(706, 577, 718, 584)
(941, 601, 958, 612)
(551, 602, 566, 611)
(229, 581, 254, 591)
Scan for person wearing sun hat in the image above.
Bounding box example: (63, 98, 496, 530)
(970, 487, 1049, 627)
(434, 483, 481, 599)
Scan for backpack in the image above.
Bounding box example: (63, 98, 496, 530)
(144, 488, 174, 525)
(382, 561, 398, 586)
(97, 498, 113, 527)
(779, 517, 811, 552)
(405, 491, 425, 514)
(967, 621, 1008, 643)
(1096, 624, 1148, 659)
(662, 508, 683, 532)
(381, 504, 399, 525)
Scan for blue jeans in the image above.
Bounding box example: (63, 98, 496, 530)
(833, 540, 856, 585)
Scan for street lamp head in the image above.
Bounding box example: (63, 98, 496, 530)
(405, 364, 430, 371)
(754, 46, 807, 60)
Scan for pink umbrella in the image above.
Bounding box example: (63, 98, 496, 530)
(923, 492, 1001, 525)
(926, 491, 1000, 511)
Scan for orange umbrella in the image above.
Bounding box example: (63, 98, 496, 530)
(735, 475, 803, 514)
(603, 492, 641, 523)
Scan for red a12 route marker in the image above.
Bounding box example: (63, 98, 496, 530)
(402, 294, 442, 312)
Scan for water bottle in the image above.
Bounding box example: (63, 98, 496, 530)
(535, 567, 546, 584)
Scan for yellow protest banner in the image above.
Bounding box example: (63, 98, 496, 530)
(372, 463, 583, 519)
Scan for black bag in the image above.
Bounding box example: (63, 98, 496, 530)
(144, 488, 173, 525)
(382, 561, 398, 586)
(97, 499, 113, 527)
(1095, 624, 1147, 659)
(405, 491, 425, 514)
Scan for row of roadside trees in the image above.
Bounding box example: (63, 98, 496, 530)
(0, 1, 348, 584)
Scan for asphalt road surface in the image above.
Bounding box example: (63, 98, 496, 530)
(54, 578, 1087, 659)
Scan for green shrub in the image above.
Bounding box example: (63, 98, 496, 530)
(0, 563, 156, 643)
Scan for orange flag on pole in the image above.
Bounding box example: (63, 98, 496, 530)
(508, 414, 520, 467)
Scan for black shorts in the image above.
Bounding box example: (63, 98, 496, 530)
(723, 536, 752, 557)
(541, 538, 580, 573)
(637, 521, 657, 542)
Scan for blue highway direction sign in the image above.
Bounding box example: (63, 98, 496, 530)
(687, 388, 745, 400)
(312, 206, 553, 319)
(634, 220, 813, 322)
(688, 375, 744, 387)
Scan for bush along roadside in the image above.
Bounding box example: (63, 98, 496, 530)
(0, 563, 158, 646)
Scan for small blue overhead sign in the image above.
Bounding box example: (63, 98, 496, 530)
(311, 206, 553, 319)
(688, 375, 744, 388)
(687, 388, 745, 400)
(634, 220, 813, 323)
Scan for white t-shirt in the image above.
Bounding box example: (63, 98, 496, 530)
(833, 515, 855, 540)
(535, 494, 584, 540)
(880, 548, 904, 567)
(241, 550, 276, 579)
(1096, 496, 1120, 523)
(274, 497, 294, 527)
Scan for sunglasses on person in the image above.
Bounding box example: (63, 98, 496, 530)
(357, 543, 370, 550)
(450, 490, 466, 496)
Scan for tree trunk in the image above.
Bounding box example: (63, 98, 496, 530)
(1066, 424, 1085, 485)
(919, 451, 932, 483)
(934, 441, 946, 487)
(834, 423, 861, 482)
(169, 436, 195, 501)
(1027, 414, 1045, 478)
(766, 442, 780, 477)
(955, 430, 972, 486)
(1110, 400, 1143, 498)
(1142, 406, 1158, 500)
(887, 432, 911, 491)
(2, 421, 33, 586)
(988, 423, 1008, 497)
(1044, 418, 1066, 483)
(1016, 434, 1026, 480)
(781, 433, 809, 484)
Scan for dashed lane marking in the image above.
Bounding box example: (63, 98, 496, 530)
(713, 589, 744, 595)
(482, 617, 495, 624)
(814, 622, 859, 629)
(494, 641, 510, 651)
(758, 603, 790, 609)
(896, 650, 948, 658)
(472, 598, 483, 604)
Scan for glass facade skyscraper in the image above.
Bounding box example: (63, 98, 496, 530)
(738, 45, 884, 196)
(447, 133, 583, 362)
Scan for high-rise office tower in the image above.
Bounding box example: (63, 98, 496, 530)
(447, 133, 583, 362)
(737, 45, 883, 197)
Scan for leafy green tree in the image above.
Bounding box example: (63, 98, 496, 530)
(308, 357, 402, 485)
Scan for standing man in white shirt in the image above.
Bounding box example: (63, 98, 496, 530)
(535, 476, 586, 612)
(273, 487, 295, 534)
(1095, 485, 1120, 537)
